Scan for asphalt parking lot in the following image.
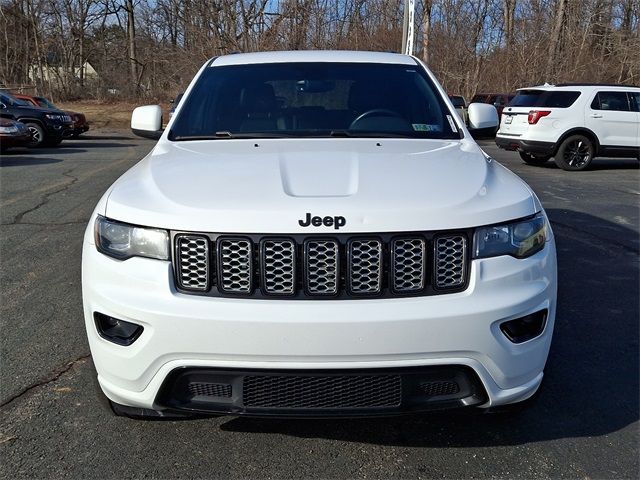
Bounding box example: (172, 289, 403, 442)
(1, 132, 638, 479)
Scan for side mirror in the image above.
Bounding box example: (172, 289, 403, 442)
(131, 105, 163, 140)
(467, 103, 499, 138)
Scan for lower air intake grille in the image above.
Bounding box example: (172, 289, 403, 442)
(435, 235, 467, 288)
(418, 380, 460, 397)
(242, 374, 402, 409)
(188, 382, 232, 398)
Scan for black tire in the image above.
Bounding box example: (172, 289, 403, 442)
(554, 134, 595, 171)
(25, 122, 46, 147)
(519, 151, 551, 166)
(71, 132, 80, 138)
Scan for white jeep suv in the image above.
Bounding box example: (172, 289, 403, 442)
(496, 84, 640, 170)
(82, 51, 557, 418)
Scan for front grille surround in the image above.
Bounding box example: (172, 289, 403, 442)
(172, 230, 471, 299)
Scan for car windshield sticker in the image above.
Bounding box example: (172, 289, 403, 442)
(412, 124, 441, 132)
(446, 115, 458, 132)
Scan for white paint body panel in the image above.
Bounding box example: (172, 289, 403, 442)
(83, 51, 557, 412)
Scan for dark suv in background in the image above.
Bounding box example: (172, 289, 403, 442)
(13, 93, 90, 137)
(0, 92, 73, 147)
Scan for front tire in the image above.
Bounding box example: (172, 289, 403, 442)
(25, 123, 45, 147)
(519, 151, 551, 166)
(554, 135, 595, 171)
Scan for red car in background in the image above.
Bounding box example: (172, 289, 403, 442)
(470, 93, 515, 117)
(13, 93, 89, 137)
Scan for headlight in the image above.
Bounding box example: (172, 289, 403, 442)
(473, 212, 548, 259)
(95, 216, 169, 260)
(0, 125, 18, 133)
(45, 114, 59, 120)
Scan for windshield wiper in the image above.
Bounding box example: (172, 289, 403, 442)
(170, 131, 299, 141)
(328, 130, 416, 138)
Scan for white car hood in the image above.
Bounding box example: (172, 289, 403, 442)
(104, 138, 538, 233)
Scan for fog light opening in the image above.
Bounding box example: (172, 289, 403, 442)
(94, 312, 143, 346)
(500, 309, 548, 344)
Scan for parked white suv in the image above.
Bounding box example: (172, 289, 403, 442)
(496, 84, 640, 170)
(83, 51, 557, 418)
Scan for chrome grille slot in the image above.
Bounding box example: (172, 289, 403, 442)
(262, 239, 296, 295)
(435, 235, 467, 288)
(175, 235, 210, 291)
(218, 238, 253, 293)
(348, 239, 382, 294)
(392, 238, 426, 292)
(305, 240, 339, 295)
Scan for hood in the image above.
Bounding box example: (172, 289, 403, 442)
(16, 105, 58, 114)
(104, 138, 537, 233)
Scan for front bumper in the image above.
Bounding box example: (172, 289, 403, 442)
(82, 229, 557, 415)
(495, 136, 556, 156)
(46, 121, 75, 139)
(0, 132, 31, 148)
(73, 124, 90, 135)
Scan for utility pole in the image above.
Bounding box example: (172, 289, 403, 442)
(401, 0, 416, 55)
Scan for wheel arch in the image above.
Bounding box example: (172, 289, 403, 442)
(17, 117, 46, 129)
(554, 128, 601, 155)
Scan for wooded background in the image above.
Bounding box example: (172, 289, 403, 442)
(1, 0, 638, 101)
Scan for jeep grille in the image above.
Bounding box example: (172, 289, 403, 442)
(172, 232, 469, 299)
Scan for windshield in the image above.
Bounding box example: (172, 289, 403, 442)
(169, 62, 460, 140)
(0, 93, 29, 107)
(35, 97, 57, 109)
(509, 90, 581, 108)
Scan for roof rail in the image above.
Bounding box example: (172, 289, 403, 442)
(555, 83, 640, 88)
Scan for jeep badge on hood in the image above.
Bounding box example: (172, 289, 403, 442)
(298, 213, 346, 229)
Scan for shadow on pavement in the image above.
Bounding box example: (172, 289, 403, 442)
(521, 158, 639, 171)
(218, 210, 639, 446)
(60, 142, 136, 149)
(0, 156, 62, 167)
(77, 135, 133, 141)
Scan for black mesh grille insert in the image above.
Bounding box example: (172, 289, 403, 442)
(418, 380, 460, 397)
(242, 374, 402, 409)
(188, 382, 232, 398)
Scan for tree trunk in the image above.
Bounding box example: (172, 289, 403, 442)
(546, 0, 567, 79)
(422, 0, 432, 63)
(125, 0, 137, 91)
